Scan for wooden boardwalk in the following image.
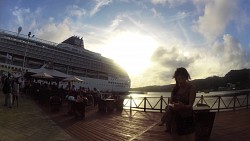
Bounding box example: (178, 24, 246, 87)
(1, 92, 250, 141)
(136, 108, 250, 141)
(41, 101, 250, 141)
(40, 102, 164, 141)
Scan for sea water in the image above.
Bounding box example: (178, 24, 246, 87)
(124, 89, 250, 111)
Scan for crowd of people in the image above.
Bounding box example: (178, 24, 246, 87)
(1, 71, 125, 121)
(2, 67, 197, 140)
(0, 72, 104, 119)
(1, 73, 23, 108)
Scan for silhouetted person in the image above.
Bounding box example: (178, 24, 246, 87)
(12, 78, 20, 107)
(2, 73, 13, 108)
(169, 67, 196, 141)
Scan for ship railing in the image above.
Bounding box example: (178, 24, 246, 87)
(123, 90, 250, 114)
(0, 29, 58, 47)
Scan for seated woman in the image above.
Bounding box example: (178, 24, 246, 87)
(159, 105, 173, 132)
(169, 67, 196, 141)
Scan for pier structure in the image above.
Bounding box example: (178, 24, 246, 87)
(0, 91, 250, 141)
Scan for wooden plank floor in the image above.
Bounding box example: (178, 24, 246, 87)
(40, 102, 163, 141)
(136, 108, 250, 141)
(40, 101, 250, 141)
(210, 108, 250, 141)
(1, 91, 249, 141)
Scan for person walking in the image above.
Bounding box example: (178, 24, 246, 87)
(169, 67, 196, 141)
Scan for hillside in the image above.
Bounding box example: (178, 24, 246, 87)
(130, 69, 250, 92)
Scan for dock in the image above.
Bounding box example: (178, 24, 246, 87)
(0, 93, 250, 141)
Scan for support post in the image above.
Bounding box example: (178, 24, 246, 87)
(144, 97, 146, 112)
(201, 95, 204, 104)
(218, 96, 221, 112)
(233, 94, 236, 111)
(247, 94, 249, 108)
(130, 96, 132, 117)
(160, 96, 163, 113)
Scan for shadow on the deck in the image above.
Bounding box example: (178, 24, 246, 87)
(37, 99, 250, 141)
(37, 100, 164, 141)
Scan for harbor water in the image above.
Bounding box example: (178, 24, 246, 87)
(123, 89, 250, 111)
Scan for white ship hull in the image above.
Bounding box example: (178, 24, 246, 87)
(0, 29, 131, 93)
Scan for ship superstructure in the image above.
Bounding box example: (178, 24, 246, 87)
(0, 29, 130, 93)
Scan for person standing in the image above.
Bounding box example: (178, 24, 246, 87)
(2, 73, 13, 108)
(19, 77, 25, 96)
(12, 78, 20, 107)
(169, 67, 196, 141)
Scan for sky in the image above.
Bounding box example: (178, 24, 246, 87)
(1, 0, 250, 88)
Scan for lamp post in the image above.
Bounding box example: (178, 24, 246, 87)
(17, 26, 22, 36)
(21, 38, 28, 75)
(21, 31, 34, 77)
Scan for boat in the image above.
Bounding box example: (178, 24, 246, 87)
(0, 29, 131, 93)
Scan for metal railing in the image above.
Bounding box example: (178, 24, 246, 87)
(123, 91, 250, 113)
(0, 29, 58, 46)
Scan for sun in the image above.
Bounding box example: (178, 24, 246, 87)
(99, 31, 158, 76)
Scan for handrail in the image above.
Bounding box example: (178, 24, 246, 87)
(0, 29, 58, 46)
(123, 91, 250, 114)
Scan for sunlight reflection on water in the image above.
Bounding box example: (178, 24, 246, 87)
(124, 89, 250, 111)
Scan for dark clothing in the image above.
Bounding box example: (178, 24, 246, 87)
(170, 84, 195, 135)
(2, 77, 13, 108)
(72, 96, 88, 119)
(73, 102, 86, 117)
(2, 78, 12, 94)
(160, 106, 173, 125)
(174, 112, 195, 135)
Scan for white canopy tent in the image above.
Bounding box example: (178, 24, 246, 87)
(28, 65, 70, 78)
(62, 76, 84, 82)
(31, 72, 54, 79)
(62, 76, 84, 90)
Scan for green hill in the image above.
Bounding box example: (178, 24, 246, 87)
(130, 68, 250, 92)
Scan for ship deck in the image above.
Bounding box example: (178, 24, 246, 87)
(0, 92, 250, 141)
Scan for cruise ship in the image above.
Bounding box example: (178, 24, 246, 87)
(0, 29, 131, 93)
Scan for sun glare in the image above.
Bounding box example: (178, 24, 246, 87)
(100, 31, 158, 76)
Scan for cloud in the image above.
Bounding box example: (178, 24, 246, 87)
(90, 0, 112, 16)
(6, 0, 249, 89)
(35, 19, 73, 43)
(128, 45, 200, 87)
(66, 5, 87, 18)
(12, 7, 30, 26)
(12, 6, 42, 31)
(108, 15, 124, 31)
(130, 30, 249, 87)
(131, 35, 250, 87)
(150, 0, 167, 5)
(234, 10, 250, 33)
(150, 8, 164, 20)
(131, 65, 174, 87)
(151, 46, 197, 69)
(212, 34, 250, 69)
(149, 0, 187, 6)
(193, 0, 238, 42)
